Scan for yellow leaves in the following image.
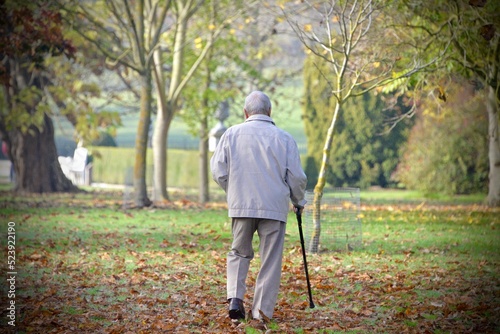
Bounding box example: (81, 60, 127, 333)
(437, 86, 447, 102)
(73, 79, 83, 91)
(277, 0, 291, 10)
(304, 24, 313, 32)
(342, 200, 356, 209)
(194, 37, 203, 49)
(73, 81, 100, 97)
(207, 24, 216, 31)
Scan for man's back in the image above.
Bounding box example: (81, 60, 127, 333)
(211, 114, 306, 222)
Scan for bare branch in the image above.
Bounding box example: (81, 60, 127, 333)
(122, 0, 146, 67)
(172, 3, 252, 101)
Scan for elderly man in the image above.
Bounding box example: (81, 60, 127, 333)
(210, 91, 307, 321)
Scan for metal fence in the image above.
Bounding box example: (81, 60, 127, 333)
(303, 188, 362, 253)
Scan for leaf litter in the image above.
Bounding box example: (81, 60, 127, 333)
(0, 190, 498, 333)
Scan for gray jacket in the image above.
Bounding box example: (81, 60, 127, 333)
(210, 114, 307, 222)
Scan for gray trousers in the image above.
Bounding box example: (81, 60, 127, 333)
(227, 218, 286, 319)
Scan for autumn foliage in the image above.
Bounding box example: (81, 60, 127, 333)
(0, 0, 75, 84)
(0, 191, 498, 333)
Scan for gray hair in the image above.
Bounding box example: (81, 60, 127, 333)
(244, 91, 271, 115)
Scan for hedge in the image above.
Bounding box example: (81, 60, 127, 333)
(90, 146, 307, 190)
(89, 147, 208, 189)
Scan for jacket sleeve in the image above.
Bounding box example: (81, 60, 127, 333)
(286, 140, 307, 208)
(210, 133, 229, 192)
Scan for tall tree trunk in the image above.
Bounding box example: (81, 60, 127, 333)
(134, 72, 153, 207)
(198, 59, 212, 204)
(152, 8, 189, 201)
(199, 115, 209, 203)
(486, 86, 500, 206)
(7, 114, 78, 193)
(152, 48, 169, 202)
(152, 103, 172, 201)
(310, 102, 342, 253)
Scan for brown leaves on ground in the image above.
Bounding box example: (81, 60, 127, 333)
(0, 190, 498, 333)
(8, 247, 499, 333)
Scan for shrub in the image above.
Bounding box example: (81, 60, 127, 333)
(395, 81, 488, 195)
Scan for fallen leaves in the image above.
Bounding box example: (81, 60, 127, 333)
(8, 249, 500, 333)
(1, 191, 499, 333)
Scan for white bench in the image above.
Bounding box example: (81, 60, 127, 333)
(58, 147, 92, 185)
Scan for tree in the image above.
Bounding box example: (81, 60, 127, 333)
(398, 0, 500, 206)
(303, 55, 414, 189)
(282, 0, 445, 252)
(395, 78, 489, 195)
(61, 0, 250, 204)
(60, 0, 170, 207)
(0, 0, 79, 193)
(180, 1, 289, 203)
(44, 55, 122, 147)
(180, 45, 238, 203)
(152, 0, 208, 202)
(150, 0, 253, 202)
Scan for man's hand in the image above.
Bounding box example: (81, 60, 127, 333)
(294, 206, 304, 215)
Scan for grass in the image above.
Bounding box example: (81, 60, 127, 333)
(0, 188, 498, 333)
(359, 188, 488, 205)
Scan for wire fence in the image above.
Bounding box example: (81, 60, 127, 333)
(303, 188, 362, 253)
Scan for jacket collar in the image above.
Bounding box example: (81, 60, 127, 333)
(245, 114, 275, 125)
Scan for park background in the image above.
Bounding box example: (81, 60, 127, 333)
(0, 0, 498, 204)
(0, 0, 499, 333)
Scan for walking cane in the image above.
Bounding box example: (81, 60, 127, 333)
(295, 207, 315, 309)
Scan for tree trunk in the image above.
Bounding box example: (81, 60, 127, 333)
(8, 114, 78, 193)
(152, 103, 172, 201)
(134, 72, 153, 207)
(199, 116, 209, 203)
(309, 102, 342, 253)
(152, 48, 168, 202)
(1, 55, 77, 193)
(486, 86, 500, 207)
(151, 1, 221, 202)
(198, 59, 212, 204)
(152, 7, 191, 202)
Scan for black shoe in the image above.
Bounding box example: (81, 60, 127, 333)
(228, 298, 245, 320)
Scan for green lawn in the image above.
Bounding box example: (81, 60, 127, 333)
(359, 188, 488, 205)
(0, 189, 498, 333)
